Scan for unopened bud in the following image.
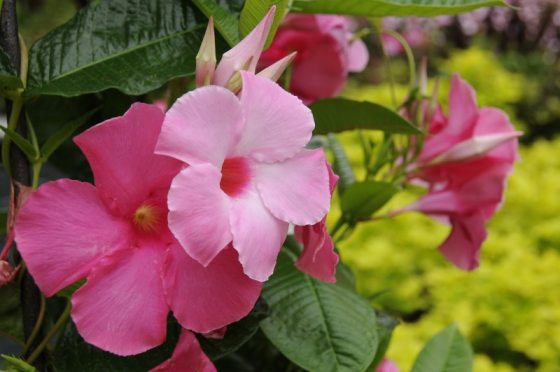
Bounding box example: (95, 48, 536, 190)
(196, 17, 217, 87)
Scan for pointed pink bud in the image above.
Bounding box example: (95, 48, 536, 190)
(431, 131, 523, 165)
(196, 17, 217, 87)
(257, 51, 297, 83)
(213, 6, 276, 86)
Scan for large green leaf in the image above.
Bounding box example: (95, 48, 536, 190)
(340, 181, 399, 222)
(328, 134, 356, 197)
(0, 47, 22, 91)
(261, 250, 379, 372)
(25, 0, 209, 97)
(411, 323, 474, 372)
(311, 98, 421, 135)
(291, 0, 507, 17)
(193, 0, 243, 46)
(239, 0, 290, 48)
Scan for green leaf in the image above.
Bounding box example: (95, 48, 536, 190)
(193, 0, 243, 46)
(328, 134, 356, 196)
(239, 0, 290, 48)
(0, 47, 23, 92)
(411, 323, 474, 372)
(261, 250, 379, 372)
(311, 98, 421, 135)
(341, 181, 399, 222)
(55, 279, 85, 300)
(40, 107, 100, 161)
(199, 298, 269, 360)
(25, 0, 210, 97)
(0, 282, 24, 343)
(1, 355, 36, 372)
(0, 126, 38, 160)
(291, 0, 508, 17)
(370, 310, 400, 368)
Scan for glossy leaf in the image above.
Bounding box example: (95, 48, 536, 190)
(341, 181, 399, 222)
(411, 323, 473, 372)
(311, 98, 421, 135)
(239, 0, 290, 48)
(25, 0, 209, 97)
(261, 250, 379, 372)
(291, 0, 508, 17)
(0, 47, 22, 91)
(1, 355, 36, 372)
(193, 0, 243, 46)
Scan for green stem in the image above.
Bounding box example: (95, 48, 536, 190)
(26, 301, 71, 365)
(22, 295, 46, 356)
(2, 96, 23, 177)
(31, 161, 42, 190)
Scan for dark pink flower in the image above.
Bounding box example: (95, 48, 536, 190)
(294, 163, 339, 282)
(260, 14, 369, 104)
(151, 330, 215, 372)
(15, 103, 261, 356)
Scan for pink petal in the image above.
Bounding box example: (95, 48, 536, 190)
(439, 213, 487, 271)
(74, 103, 181, 216)
(347, 38, 369, 72)
(446, 74, 478, 136)
(71, 246, 168, 356)
(377, 358, 400, 372)
(14, 180, 131, 297)
(167, 164, 232, 267)
(294, 222, 339, 282)
(474, 107, 520, 164)
(163, 244, 262, 333)
(234, 71, 314, 162)
(156, 86, 244, 167)
(254, 149, 330, 225)
(150, 330, 216, 372)
(213, 7, 276, 86)
(230, 185, 289, 281)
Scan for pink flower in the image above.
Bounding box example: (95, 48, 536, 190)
(156, 71, 331, 282)
(376, 358, 399, 372)
(294, 163, 339, 282)
(406, 75, 520, 270)
(151, 330, 215, 372)
(14, 103, 262, 356)
(0, 260, 16, 287)
(259, 14, 369, 104)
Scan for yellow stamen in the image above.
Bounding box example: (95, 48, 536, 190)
(133, 204, 159, 232)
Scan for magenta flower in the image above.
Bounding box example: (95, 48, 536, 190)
(294, 163, 339, 282)
(151, 329, 215, 372)
(259, 14, 369, 104)
(406, 75, 520, 270)
(14, 103, 262, 356)
(156, 71, 331, 282)
(376, 358, 399, 372)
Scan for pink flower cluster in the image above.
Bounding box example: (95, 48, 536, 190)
(407, 75, 521, 270)
(13, 8, 338, 370)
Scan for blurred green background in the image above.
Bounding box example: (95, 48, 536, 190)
(12, 1, 560, 371)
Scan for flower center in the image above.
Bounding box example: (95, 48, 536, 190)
(133, 204, 162, 233)
(220, 157, 251, 197)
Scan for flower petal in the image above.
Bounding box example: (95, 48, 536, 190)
(347, 38, 369, 72)
(474, 107, 520, 164)
(74, 103, 181, 216)
(439, 213, 487, 271)
(71, 245, 168, 356)
(167, 164, 232, 267)
(150, 330, 216, 372)
(294, 222, 339, 282)
(213, 7, 275, 86)
(254, 149, 330, 225)
(234, 72, 314, 162)
(446, 74, 478, 136)
(230, 186, 289, 281)
(164, 244, 262, 333)
(14, 180, 131, 297)
(156, 86, 244, 167)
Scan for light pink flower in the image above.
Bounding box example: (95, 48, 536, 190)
(376, 358, 399, 372)
(15, 103, 262, 356)
(156, 71, 331, 282)
(259, 14, 369, 104)
(151, 330, 215, 372)
(294, 163, 339, 282)
(406, 75, 520, 270)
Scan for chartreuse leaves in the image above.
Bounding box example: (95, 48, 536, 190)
(25, 0, 209, 97)
(239, 0, 290, 48)
(291, 0, 508, 17)
(193, 0, 243, 46)
(411, 323, 474, 372)
(261, 250, 379, 372)
(311, 98, 420, 135)
(0, 47, 22, 92)
(341, 181, 399, 223)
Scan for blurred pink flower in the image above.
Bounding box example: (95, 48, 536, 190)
(407, 74, 520, 270)
(259, 14, 369, 104)
(156, 72, 331, 282)
(294, 163, 339, 282)
(151, 330, 215, 372)
(15, 103, 261, 356)
(381, 29, 426, 57)
(376, 358, 399, 372)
